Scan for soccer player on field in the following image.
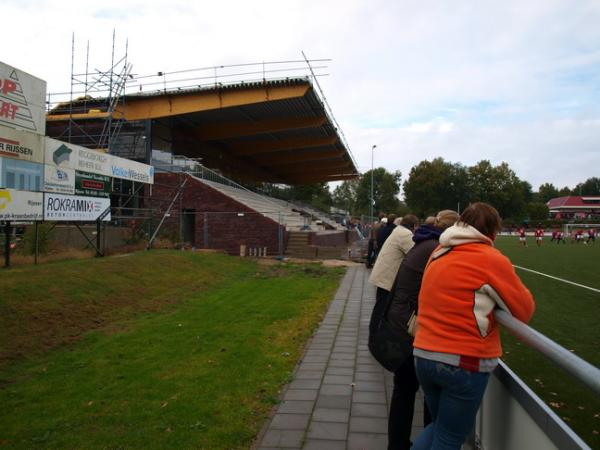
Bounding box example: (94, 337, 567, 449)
(534, 224, 544, 247)
(587, 228, 596, 245)
(575, 229, 584, 244)
(556, 231, 566, 244)
(518, 225, 527, 247)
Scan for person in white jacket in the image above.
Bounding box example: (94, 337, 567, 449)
(368, 214, 419, 336)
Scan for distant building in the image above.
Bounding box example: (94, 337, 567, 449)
(546, 196, 600, 219)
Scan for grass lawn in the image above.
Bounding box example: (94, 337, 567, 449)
(0, 251, 345, 449)
(495, 236, 600, 448)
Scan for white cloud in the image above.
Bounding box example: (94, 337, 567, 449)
(2, 0, 599, 193)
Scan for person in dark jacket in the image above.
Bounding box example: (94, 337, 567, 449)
(386, 210, 459, 450)
(377, 214, 397, 250)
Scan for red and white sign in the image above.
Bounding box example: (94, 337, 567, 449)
(0, 62, 47, 135)
(0, 124, 44, 163)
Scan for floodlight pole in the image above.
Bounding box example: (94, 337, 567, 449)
(370, 145, 377, 221)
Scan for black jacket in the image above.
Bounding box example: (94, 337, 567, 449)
(386, 225, 442, 331)
(377, 222, 396, 250)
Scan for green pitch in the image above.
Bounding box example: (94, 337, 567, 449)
(494, 235, 599, 447)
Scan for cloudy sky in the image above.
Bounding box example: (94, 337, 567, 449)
(4, 0, 600, 193)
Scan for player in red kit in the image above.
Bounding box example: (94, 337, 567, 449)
(518, 226, 527, 247)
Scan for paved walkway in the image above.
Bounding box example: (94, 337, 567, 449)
(256, 265, 426, 450)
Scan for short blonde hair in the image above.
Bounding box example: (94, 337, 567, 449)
(424, 216, 436, 225)
(435, 210, 460, 230)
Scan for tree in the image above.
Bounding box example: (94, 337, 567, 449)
(573, 177, 600, 196)
(558, 186, 572, 197)
(527, 202, 549, 221)
(537, 183, 559, 203)
(466, 160, 527, 220)
(355, 168, 402, 217)
(332, 179, 359, 214)
(403, 158, 470, 217)
(288, 183, 332, 212)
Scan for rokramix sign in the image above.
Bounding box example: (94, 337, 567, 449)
(44, 193, 111, 222)
(0, 62, 47, 135)
(0, 188, 43, 220)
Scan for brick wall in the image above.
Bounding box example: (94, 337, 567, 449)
(148, 173, 285, 255)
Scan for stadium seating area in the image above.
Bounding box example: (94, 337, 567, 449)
(196, 177, 343, 232)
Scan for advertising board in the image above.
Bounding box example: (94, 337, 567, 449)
(44, 193, 111, 222)
(0, 157, 43, 191)
(44, 164, 75, 195)
(109, 157, 154, 184)
(75, 171, 110, 197)
(0, 188, 43, 221)
(0, 62, 47, 135)
(45, 137, 154, 184)
(0, 124, 44, 163)
(45, 137, 110, 175)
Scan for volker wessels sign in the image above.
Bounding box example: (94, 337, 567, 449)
(109, 157, 154, 184)
(45, 137, 154, 184)
(44, 164, 75, 195)
(44, 193, 111, 222)
(0, 124, 44, 163)
(0, 188, 43, 220)
(75, 171, 110, 197)
(0, 61, 47, 135)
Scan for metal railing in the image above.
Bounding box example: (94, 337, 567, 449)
(47, 59, 330, 112)
(495, 310, 599, 394)
(470, 310, 600, 449)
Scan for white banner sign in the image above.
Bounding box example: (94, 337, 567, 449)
(44, 164, 75, 194)
(0, 62, 47, 135)
(0, 188, 43, 220)
(44, 193, 111, 222)
(45, 137, 154, 184)
(109, 156, 154, 184)
(0, 124, 44, 163)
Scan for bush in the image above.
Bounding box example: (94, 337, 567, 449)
(21, 223, 54, 255)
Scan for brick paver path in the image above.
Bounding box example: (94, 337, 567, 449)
(256, 265, 426, 450)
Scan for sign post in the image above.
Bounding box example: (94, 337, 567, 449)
(3, 221, 10, 268)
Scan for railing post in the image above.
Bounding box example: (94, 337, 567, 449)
(204, 212, 209, 248)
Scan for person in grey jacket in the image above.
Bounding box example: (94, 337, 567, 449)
(385, 210, 459, 450)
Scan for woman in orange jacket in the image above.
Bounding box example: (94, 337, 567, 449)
(412, 202, 535, 450)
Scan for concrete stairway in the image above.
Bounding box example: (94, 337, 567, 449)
(285, 231, 348, 259)
(285, 231, 317, 258)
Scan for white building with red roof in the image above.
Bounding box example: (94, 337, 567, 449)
(546, 196, 600, 219)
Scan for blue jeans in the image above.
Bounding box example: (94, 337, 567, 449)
(412, 357, 490, 450)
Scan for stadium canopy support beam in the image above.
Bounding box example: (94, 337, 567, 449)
(285, 173, 358, 184)
(254, 149, 342, 166)
(277, 161, 353, 174)
(46, 84, 312, 122)
(191, 116, 326, 141)
(230, 136, 337, 156)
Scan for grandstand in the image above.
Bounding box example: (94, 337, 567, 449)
(45, 61, 361, 257)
